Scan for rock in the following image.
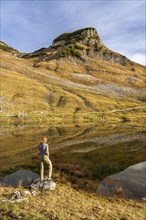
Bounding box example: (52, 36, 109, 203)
(42, 179, 56, 190)
(0, 191, 28, 204)
(0, 178, 56, 203)
(10, 198, 28, 203)
(29, 177, 56, 191)
(31, 190, 38, 196)
(1, 198, 28, 203)
(29, 178, 41, 191)
(21, 190, 31, 197)
(13, 112, 27, 118)
(11, 191, 22, 199)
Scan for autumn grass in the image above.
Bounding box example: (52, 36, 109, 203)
(1, 49, 145, 119)
(0, 182, 146, 220)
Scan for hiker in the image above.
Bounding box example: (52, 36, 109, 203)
(38, 136, 52, 182)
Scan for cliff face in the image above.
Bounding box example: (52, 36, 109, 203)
(53, 27, 100, 44)
(24, 27, 130, 66)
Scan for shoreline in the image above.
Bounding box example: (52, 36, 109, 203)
(0, 108, 146, 125)
(1, 164, 145, 202)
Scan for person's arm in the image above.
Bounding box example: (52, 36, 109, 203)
(45, 145, 49, 157)
(38, 145, 40, 155)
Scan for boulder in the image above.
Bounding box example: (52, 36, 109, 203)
(29, 177, 56, 192)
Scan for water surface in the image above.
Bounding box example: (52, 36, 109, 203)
(97, 161, 146, 201)
(0, 122, 146, 200)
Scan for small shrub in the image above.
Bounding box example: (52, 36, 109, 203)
(95, 43, 103, 52)
(94, 42, 101, 52)
(70, 38, 76, 44)
(74, 44, 84, 50)
(0, 44, 14, 52)
(131, 67, 135, 72)
(76, 34, 86, 41)
(51, 45, 61, 49)
(59, 45, 82, 58)
(87, 39, 91, 46)
(75, 50, 82, 58)
(121, 116, 131, 122)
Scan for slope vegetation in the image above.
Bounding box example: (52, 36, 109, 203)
(0, 28, 145, 121)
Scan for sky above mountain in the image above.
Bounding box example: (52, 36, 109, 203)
(1, 0, 145, 65)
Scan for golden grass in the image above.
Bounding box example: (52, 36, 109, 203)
(0, 49, 145, 118)
(1, 69, 47, 98)
(0, 183, 145, 220)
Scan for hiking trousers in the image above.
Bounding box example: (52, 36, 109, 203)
(40, 155, 52, 181)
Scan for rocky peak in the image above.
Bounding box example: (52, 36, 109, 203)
(52, 27, 103, 47)
(51, 27, 130, 66)
(81, 27, 97, 36)
(22, 27, 131, 66)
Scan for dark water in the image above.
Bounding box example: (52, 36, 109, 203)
(97, 161, 146, 200)
(0, 123, 146, 201)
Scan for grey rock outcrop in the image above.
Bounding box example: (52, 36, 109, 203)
(29, 177, 56, 191)
(51, 27, 131, 66)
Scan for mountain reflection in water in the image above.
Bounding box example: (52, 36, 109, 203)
(97, 161, 146, 201)
(0, 123, 146, 201)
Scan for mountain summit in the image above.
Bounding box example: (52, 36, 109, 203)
(53, 27, 130, 65)
(53, 27, 101, 44)
(23, 27, 130, 66)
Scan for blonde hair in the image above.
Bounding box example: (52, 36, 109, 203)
(40, 136, 47, 144)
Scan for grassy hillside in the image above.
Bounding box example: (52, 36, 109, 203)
(0, 28, 146, 123)
(0, 183, 145, 220)
(0, 41, 17, 53)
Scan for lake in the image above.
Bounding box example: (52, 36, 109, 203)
(0, 122, 146, 201)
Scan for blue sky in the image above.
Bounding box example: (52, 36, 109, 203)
(1, 0, 145, 65)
